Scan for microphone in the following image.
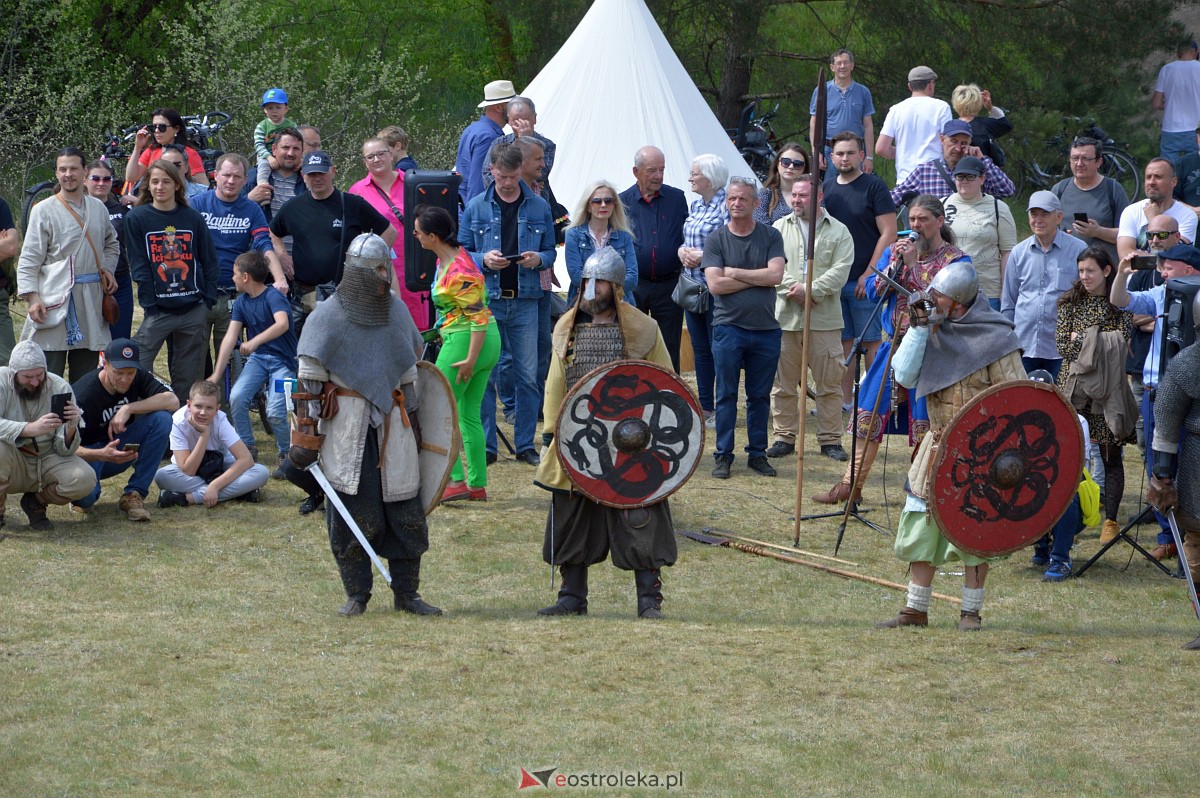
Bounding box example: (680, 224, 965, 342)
(890, 230, 918, 265)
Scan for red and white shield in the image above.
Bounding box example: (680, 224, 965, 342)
(555, 360, 704, 508)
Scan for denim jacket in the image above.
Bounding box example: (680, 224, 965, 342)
(563, 226, 639, 306)
(463, 182, 557, 300)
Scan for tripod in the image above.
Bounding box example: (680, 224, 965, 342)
(830, 281, 894, 554)
(1074, 502, 1173, 577)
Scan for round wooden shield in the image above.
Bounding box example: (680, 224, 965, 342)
(555, 360, 704, 508)
(929, 380, 1084, 557)
(416, 361, 461, 516)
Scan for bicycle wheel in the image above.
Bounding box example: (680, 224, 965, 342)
(1101, 148, 1140, 202)
(20, 180, 57, 236)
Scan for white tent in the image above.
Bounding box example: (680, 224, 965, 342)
(522, 0, 755, 227)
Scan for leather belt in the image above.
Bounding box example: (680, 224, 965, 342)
(498, 289, 517, 299)
(333, 386, 410, 466)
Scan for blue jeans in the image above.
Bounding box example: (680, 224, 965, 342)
(712, 324, 781, 461)
(484, 297, 540, 454)
(230, 352, 293, 457)
(1160, 130, 1199, 169)
(1021, 356, 1061, 380)
(685, 308, 715, 412)
(109, 271, 135, 340)
(1036, 494, 1082, 564)
(74, 409, 173, 507)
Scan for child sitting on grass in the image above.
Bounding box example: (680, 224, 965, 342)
(209, 250, 296, 476)
(155, 380, 268, 507)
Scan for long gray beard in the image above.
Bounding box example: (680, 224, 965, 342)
(917, 237, 934, 257)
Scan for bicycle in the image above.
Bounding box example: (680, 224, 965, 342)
(1012, 118, 1141, 202)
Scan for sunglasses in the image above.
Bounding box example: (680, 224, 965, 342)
(779, 157, 806, 169)
(590, 197, 615, 206)
(88, 175, 114, 183)
(1146, 230, 1177, 241)
(151, 123, 172, 133)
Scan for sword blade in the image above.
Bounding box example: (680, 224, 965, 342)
(307, 461, 392, 587)
(1165, 509, 1200, 620)
(870, 265, 917, 300)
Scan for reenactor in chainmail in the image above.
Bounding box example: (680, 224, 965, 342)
(287, 233, 441, 617)
(1149, 289, 1200, 650)
(533, 248, 678, 618)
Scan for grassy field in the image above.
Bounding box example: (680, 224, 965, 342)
(2, 358, 1197, 798)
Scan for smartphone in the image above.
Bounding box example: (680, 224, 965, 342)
(1073, 212, 1088, 225)
(122, 443, 141, 453)
(503, 254, 524, 263)
(1130, 255, 1158, 271)
(50, 393, 70, 421)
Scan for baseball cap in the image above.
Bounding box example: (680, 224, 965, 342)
(261, 88, 289, 106)
(1027, 191, 1062, 213)
(1158, 243, 1200, 270)
(105, 338, 141, 369)
(953, 156, 985, 177)
(942, 119, 973, 138)
(301, 151, 333, 174)
(908, 66, 938, 82)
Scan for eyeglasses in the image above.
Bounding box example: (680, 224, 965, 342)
(590, 197, 615, 206)
(88, 175, 114, 183)
(954, 173, 980, 181)
(364, 151, 391, 161)
(1146, 230, 1177, 241)
(780, 157, 807, 169)
(151, 123, 172, 133)
(1069, 155, 1098, 163)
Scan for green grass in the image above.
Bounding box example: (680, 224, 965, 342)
(0, 306, 1194, 796)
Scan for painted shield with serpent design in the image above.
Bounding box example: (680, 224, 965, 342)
(556, 360, 704, 508)
(930, 380, 1084, 557)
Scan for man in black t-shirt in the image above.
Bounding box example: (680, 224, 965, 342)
(71, 338, 179, 521)
(268, 151, 392, 331)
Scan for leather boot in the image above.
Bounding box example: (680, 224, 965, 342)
(538, 564, 588, 616)
(874, 606, 928, 628)
(1182, 529, 1200, 585)
(957, 610, 983, 631)
(20, 492, 52, 531)
(1184, 634, 1200, 651)
(338, 599, 367, 617)
(812, 479, 862, 505)
(391, 558, 443, 616)
(634, 568, 664, 618)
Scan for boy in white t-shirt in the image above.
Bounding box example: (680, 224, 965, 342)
(154, 380, 269, 507)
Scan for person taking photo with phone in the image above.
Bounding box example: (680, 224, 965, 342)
(70, 338, 179, 522)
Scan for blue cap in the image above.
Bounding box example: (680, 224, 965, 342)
(1158, 244, 1200, 271)
(261, 88, 289, 106)
(942, 119, 972, 138)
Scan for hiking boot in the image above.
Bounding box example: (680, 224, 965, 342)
(1043, 560, 1072, 582)
(875, 607, 928, 628)
(747, 456, 777, 477)
(119, 492, 151, 522)
(20, 492, 52, 531)
(272, 455, 287, 480)
(1099, 519, 1120, 545)
(958, 610, 983, 631)
(765, 441, 795, 458)
(338, 599, 366, 617)
(820, 444, 849, 462)
(712, 457, 732, 479)
(158, 490, 189, 508)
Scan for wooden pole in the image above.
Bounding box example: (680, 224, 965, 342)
(793, 65, 827, 546)
(707, 529, 859, 566)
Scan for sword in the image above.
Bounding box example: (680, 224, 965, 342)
(870, 264, 921, 303)
(1165, 508, 1200, 620)
(306, 461, 392, 587)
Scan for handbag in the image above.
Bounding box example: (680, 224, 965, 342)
(671, 270, 709, 314)
(102, 293, 120, 324)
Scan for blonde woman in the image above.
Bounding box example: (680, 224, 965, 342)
(564, 180, 637, 305)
